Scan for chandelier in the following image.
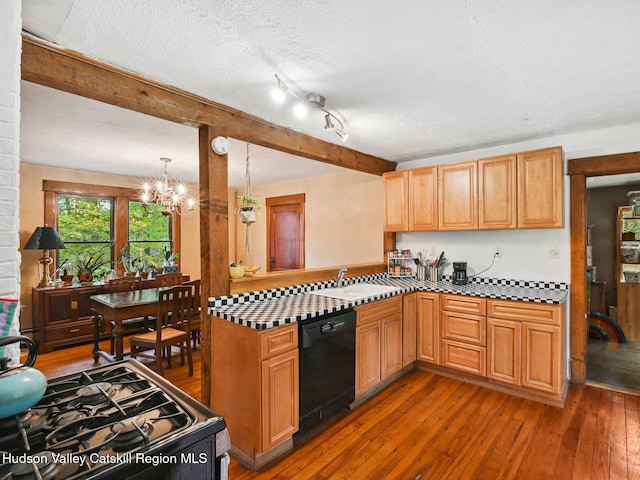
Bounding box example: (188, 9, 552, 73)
(140, 158, 196, 216)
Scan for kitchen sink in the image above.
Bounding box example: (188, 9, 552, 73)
(309, 283, 401, 301)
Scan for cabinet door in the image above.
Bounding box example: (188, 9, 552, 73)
(45, 290, 74, 323)
(416, 292, 440, 364)
(381, 314, 403, 379)
(487, 318, 521, 386)
(383, 171, 409, 232)
(261, 349, 299, 452)
(438, 161, 478, 230)
(408, 166, 438, 230)
(356, 321, 382, 396)
(517, 146, 564, 228)
(402, 293, 417, 367)
(522, 322, 561, 394)
(478, 154, 516, 230)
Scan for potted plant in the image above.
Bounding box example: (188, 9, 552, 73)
(135, 257, 150, 279)
(118, 245, 137, 277)
(75, 249, 109, 283)
(57, 259, 74, 286)
(237, 194, 259, 224)
(163, 245, 180, 273)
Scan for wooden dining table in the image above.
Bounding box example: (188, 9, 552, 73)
(91, 288, 162, 363)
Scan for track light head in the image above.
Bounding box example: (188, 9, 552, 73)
(324, 114, 335, 130)
(336, 129, 349, 141)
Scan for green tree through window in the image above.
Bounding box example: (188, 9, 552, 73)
(57, 195, 113, 279)
(129, 201, 172, 272)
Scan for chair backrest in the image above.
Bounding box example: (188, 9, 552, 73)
(108, 277, 138, 293)
(156, 272, 182, 287)
(182, 279, 201, 319)
(156, 285, 192, 332)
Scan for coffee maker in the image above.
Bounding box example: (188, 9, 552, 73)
(452, 262, 468, 285)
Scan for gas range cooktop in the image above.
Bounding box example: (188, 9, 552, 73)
(0, 360, 228, 480)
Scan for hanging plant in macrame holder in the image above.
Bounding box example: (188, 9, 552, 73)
(237, 143, 259, 251)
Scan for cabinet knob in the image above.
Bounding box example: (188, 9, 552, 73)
(69, 328, 80, 333)
(71, 301, 78, 310)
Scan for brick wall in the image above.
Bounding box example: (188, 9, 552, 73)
(0, 0, 22, 359)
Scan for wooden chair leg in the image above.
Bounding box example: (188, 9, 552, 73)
(156, 346, 163, 376)
(186, 341, 193, 376)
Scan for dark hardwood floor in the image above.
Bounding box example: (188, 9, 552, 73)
(34, 342, 640, 479)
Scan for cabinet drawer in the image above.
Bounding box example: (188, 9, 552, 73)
(441, 294, 486, 316)
(441, 312, 486, 345)
(357, 296, 402, 326)
(441, 340, 486, 376)
(46, 320, 95, 343)
(260, 324, 298, 359)
(487, 300, 561, 326)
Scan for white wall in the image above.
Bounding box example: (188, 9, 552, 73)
(0, 0, 21, 361)
(397, 122, 640, 282)
(234, 170, 384, 271)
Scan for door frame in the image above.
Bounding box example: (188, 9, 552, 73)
(266, 193, 305, 271)
(568, 151, 640, 384)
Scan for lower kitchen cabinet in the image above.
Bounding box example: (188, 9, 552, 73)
(416, 292, 440, 364)
(440, 295, 486, 376)
(487, 299, 564, 397)
(261, 349, 299, 451)
(211, 318, 299, 468)
(402, 293, 417, 367)
(355, 296, 403, 397)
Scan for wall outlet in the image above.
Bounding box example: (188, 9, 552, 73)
(549, 246, 560, 259)
(495, 247, 502, 257)
(429, 246, 436, 256)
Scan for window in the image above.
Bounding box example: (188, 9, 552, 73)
(128, 200, 172, 272)
(57, 195, 113, 279)
(43, 180, 181, 280)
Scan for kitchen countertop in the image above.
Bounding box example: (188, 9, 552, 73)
(208, 274, 568, 330)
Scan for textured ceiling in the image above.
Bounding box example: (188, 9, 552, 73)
(19, 0, 640, 186)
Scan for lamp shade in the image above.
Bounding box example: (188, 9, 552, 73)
(24, 226, 65, 250)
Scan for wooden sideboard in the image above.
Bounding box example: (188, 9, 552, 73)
(32, 275, 189, 354)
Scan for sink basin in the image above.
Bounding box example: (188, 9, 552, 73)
(309, 283, 401, 301)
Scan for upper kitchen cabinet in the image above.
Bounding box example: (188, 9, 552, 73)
(408, 167, 438, 230)
(478, 155, 517, 230)
(383, 167, 438, 231)
(517, 147, 564, 228)
(438, 161, 478, 230)
(383, 171, 409, 232)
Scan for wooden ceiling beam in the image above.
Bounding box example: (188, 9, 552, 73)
(21, 35, 396, 176)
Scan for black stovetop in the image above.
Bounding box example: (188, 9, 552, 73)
(0, 360, 226, 480)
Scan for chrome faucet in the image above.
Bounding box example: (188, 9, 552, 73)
(336, 267, 348, 287)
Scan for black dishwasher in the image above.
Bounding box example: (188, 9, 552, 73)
(296, 308, 356, 439)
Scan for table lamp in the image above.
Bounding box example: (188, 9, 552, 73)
(24, 226, 65, 287)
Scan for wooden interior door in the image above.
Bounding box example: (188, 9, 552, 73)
(266, 194, 305, 271)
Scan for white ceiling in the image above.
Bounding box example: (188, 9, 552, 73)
(20, 0, 640, 187)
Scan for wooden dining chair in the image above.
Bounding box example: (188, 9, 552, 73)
(107, 277, 147, 354)
(129, 285, 193, 376)
(180, 279, 201, 350)
(156, 272, 182, 287)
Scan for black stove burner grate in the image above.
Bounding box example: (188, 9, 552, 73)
(0, 362, 202, 479)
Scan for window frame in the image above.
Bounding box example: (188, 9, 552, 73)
(43, 180, 181, 276)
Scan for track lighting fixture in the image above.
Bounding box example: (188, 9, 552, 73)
(324, 114, 334, 130)
(271, 74, 348, 141)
